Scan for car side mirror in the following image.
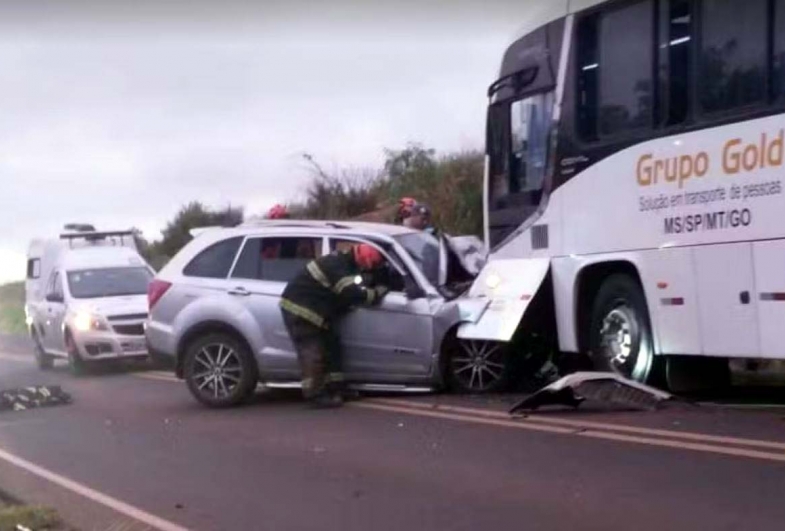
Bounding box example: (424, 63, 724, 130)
(403, 276, 426, 300)
(46, 293, 63, 303)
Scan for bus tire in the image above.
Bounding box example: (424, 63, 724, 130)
(588, 274, 661, 384)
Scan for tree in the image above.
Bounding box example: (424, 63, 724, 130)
(139, 202, 244, 269)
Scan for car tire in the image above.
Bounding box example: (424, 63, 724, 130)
(66, 332, 86, 376)
(444, 336, 513, 394)
(32, 332, 54, 371)
(588, 274, 663, 384)
(184, 333, 258, 408)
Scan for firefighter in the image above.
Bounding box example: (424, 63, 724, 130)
(279, 244, 389, 408)
(403, 203, 439, 236)
(266, 204, 290, 219)
(395, 197, 417, 225)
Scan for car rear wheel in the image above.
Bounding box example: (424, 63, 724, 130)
(184, 333, 258, 408)
(32, 332, 54, 370)
(446, 338, 512, 394)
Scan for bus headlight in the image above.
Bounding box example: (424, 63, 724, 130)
(485, 273, 502, 290)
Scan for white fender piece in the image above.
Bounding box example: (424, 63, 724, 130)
(457, 257, 550, 342)
(509, 372, 673, 413)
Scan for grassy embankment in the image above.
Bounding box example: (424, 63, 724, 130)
(0, 282, 25, 335)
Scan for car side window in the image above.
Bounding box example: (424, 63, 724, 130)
(53, 273, 64, 299)
(183, 237, 243, 279)
(329, 239, 406, 292)
(231, 237, 322, 283)
(46, 271, 63, 301)
(27, 259, 41, 279)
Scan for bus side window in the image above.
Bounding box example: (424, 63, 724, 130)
(577, 1, 654, 139)
(773, 0, 785, 100)
(576, 13, 599, 141)
(659, 0, 693, 126)
(698, 0, 766, 114)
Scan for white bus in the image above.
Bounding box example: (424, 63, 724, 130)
(461, 0, 785, 390)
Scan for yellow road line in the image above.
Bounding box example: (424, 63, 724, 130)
(368, 398, 785, 452)
(352, 401, 785, 464)
(134, 372, 180, 383)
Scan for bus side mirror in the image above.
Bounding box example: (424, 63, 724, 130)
(404, 277, 426, 300)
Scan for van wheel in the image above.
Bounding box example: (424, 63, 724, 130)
(588, 274, 662, 384)
(445, 338, 512, 394)
(66, 333, 86, 376)
(32, 333, 53, 370)
(184, 333, 258, 408)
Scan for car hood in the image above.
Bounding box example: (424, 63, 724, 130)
(69, 295, 148, 318)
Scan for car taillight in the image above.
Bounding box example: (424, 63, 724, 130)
(148, 280, 172, 311)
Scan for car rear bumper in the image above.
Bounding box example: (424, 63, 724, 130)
(144, 320, 177, 359)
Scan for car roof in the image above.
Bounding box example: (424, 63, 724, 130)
(208, 220, 418, 238)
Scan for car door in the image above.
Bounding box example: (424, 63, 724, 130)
(228, 235, 324, 378)
(329, 238, 436, 380)
(44, 271, 67, 353)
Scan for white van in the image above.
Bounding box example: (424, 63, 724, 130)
(25, 227, 154, 373)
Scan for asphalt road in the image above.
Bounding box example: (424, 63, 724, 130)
(1, 335, 785, 531)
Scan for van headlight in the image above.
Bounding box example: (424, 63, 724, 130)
(74, 312, 109, 332)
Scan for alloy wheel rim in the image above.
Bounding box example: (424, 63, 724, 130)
(192, 343, 243, 399)
(599, 304, 652, 381)
(451, 340, 505, 391)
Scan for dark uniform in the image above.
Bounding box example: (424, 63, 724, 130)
(280, 251, 387, 400)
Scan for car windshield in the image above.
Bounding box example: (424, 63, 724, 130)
(393, 232, 440, 286)
(67, 267, 153, 299)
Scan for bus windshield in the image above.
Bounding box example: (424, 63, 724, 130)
(487, 90, 554, 245)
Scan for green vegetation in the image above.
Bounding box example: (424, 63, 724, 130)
(136, 202, 244, 270)
(0, 282, 25, 335)
(134, 144, 483, 270)
(0, 504, 66, 531)
(292, 144, 484, 236)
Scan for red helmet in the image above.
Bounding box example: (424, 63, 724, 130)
(397, 197, 417, 222)
(353, 244, 384, 270)
(266, 204, 289, 220)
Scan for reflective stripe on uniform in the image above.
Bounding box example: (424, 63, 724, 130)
(334, 275, 358, 294)
(325, 372, 344, 383)
(280, 298, 327, 329)
(306, 262, 332, 290)
(365, 288, 376, 304)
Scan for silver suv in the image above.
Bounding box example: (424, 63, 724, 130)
(145, 221, 511, 407)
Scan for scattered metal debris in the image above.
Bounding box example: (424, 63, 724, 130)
(509, 372, 672, 414)
(0, 386, 72, 413)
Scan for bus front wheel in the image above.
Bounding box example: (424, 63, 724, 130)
(588, 274, 662, 384)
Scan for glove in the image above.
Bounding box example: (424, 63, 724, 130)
(373, 285, 389, 303)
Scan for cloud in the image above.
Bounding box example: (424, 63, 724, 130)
(0, 1, 528, 283)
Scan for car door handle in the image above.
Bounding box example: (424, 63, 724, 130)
(228, 287, 251, 297)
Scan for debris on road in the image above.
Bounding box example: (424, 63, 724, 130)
(0, 386, 71, 413)
(509, 372, 672, 414)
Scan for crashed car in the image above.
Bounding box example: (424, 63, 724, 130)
(145, 220, 513, 407)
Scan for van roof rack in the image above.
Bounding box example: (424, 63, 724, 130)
(59, 230, 136, 248)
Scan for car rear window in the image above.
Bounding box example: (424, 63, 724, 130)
(183, 237, 243, 279)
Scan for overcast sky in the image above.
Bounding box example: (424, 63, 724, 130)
(0, 0, 536, 284)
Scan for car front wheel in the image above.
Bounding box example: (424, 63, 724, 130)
(183, 333, 258, 408)
(32, 332, 54, 370)
(446, 338, 512, 394)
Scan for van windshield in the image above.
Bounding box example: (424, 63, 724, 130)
(67, 267, 153, 299)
